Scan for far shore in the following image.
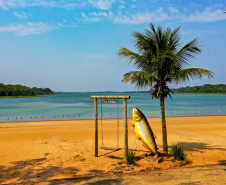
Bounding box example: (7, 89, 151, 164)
(0, 115, 225, 184)
(0, 93, 225, 98)
(0, 94, 58, 98)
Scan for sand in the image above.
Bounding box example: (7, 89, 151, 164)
(0, 116, 225, 184)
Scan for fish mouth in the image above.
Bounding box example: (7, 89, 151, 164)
(132, 108, 142, 121)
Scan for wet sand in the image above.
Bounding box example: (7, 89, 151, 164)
(0, 116, 225, 184)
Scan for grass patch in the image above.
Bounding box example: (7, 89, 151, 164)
(170, 143, 186, 160)
(125, 149, 136, 165)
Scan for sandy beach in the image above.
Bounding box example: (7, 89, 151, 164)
(0, 116, 225, 184)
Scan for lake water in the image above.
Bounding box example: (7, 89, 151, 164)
(0, 92, 225, 122)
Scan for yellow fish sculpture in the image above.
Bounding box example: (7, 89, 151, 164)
(132, 108, 158, 154)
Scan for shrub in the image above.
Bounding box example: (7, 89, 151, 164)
(125, 149, 136, 165)
(170, 143, 186, 160)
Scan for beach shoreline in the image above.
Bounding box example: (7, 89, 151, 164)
(0, 115, 225, 184)
(2, 114, 225, 124)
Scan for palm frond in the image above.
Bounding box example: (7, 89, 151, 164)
(174, 68, 214, 83)
(133, 31, 158, 65)
(150, 23, 156, 34)
(132, 32, 152, 53)
(168, 26, 181, 50)
(117, 47, 148, 70)
(122, 71, 155, 90)
(177, 38, 202, 67)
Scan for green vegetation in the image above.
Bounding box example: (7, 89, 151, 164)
(173, 84, 226, 94)
(0, 83, 56, 97)
(125, 149, 136, 165)
(170, 143, 186, 161)
(117, 23, 214, 153)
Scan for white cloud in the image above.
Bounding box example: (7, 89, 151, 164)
(169, 7, 179, 14)
(0, 0, 46, 9)
(88, 0, 115, 10)
(0, 21, 76, 36)
(113, 10, 169, 24)
(0, 0, 14, 9)
(78, 11, 114, 23)
(0, 0, 116, 10)
(109, 11, 113, 18)
(78, 16, 101, 23)
(113, 6, 226, 24)
(0, 22, 57, 36)
(119, 5, 125, 9)
(0, 0, 85, 10)
(86, 17, 101, 22)
(89, 12, 108, 17)
(184, 7, 226, 22)
(13, 12, 28, 18)
(57, 22, 77, 28)
(81, 12, 87, 18)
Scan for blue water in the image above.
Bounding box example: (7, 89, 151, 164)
(0, 92, 225, 122)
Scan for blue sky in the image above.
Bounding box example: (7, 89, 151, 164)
(0, 0, 225, 92)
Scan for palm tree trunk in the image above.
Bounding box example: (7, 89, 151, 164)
(160, 95, 168, 153)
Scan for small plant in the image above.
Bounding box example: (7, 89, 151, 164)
(170, 143, 186, 160)
(125, 149, 136, 165)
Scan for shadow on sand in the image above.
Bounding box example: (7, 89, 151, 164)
(168, 142, 226, 153)
(0, 157, 80, 184)
(41, 177, 124, 185)
(218, 160, 226, 173)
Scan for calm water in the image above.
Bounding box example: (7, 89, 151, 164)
(0, 92, 225, 122)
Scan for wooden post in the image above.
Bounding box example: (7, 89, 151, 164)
(94, 97, 98, 157)
(124, 98, 128, 152)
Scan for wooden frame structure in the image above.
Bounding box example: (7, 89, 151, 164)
(91, 95, 130, 157)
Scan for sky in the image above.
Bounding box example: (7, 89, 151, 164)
(0, 0, 225, 92)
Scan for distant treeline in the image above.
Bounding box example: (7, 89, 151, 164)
(172, 84, 226, 94)
(0, 83, 56, 96)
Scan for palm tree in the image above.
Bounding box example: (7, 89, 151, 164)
(117, 23, 214, 153)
